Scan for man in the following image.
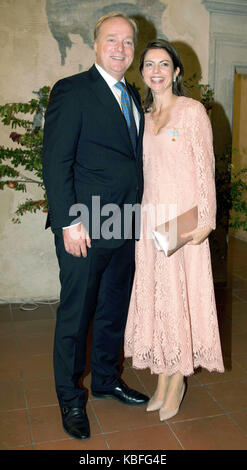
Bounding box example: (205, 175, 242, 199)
(42, 12, 147, 440)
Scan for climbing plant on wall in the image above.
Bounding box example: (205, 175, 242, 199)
(0, 86, 50, 223)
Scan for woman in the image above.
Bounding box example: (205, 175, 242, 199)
(124, 39, 224, 421)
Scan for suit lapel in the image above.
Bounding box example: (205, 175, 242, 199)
(88, 65, 134, 157)
(126, 82, 144, 159)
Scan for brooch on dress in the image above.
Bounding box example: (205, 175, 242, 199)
(166, 128, 179, 141)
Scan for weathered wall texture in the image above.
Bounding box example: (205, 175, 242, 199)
(0, 0, 211, 301)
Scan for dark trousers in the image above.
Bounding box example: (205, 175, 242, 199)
(54, 234, 135, 408)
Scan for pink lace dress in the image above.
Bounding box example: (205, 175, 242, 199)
(124, 97, 224, 376)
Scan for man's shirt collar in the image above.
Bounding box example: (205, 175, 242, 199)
(95, 63, 126, 87)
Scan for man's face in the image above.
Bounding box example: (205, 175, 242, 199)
(94, 17, 135, 80)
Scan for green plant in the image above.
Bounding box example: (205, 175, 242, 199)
(229, 163, 247, 231)
(184, 73, 214, 111)
(0, 86, 50, 223)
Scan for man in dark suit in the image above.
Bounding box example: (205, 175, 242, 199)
(42, 12, 148, 440)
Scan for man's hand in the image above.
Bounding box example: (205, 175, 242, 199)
(181, 226, 212, 245)
(63, 223, 91, 257)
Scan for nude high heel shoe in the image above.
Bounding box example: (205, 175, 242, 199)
(159, 382, 185, 421)
(146, 393, 164, 412)
(147, 374, 171, 412)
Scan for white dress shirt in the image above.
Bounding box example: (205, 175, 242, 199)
(95, 63, 140, 132)
(63, 63, 140, 230)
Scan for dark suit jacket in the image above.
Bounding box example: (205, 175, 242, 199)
(42, 65, 144, 248)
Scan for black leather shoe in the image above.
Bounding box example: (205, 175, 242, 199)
(61, 406, 90, 440)
(92, 381, 149, 406)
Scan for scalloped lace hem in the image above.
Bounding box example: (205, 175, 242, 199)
(125, 354, 225, 376)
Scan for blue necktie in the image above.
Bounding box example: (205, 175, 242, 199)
(115, 81, 137, 154)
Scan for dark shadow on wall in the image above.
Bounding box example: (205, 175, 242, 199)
(126, 15, 157, 97)
(171, 41, 203, 100)
(170, 43, 232, 369)
(171, 42, 232, 289)
(210, 102, 232, 285)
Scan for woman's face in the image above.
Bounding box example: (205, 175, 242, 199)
(142, 48, 180, 94)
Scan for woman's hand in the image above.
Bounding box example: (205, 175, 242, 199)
(181, 226, 212, 245)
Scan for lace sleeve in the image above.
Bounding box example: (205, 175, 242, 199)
(190, 101, 216, 230)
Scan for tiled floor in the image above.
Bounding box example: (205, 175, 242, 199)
(0, 236, 247, 450)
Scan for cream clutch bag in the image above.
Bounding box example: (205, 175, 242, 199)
(152, 206, 198, 256)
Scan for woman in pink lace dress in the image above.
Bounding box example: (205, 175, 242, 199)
(124, 40, 224, 421)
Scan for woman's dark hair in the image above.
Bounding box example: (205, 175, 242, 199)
(139, 39, 185, 112)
